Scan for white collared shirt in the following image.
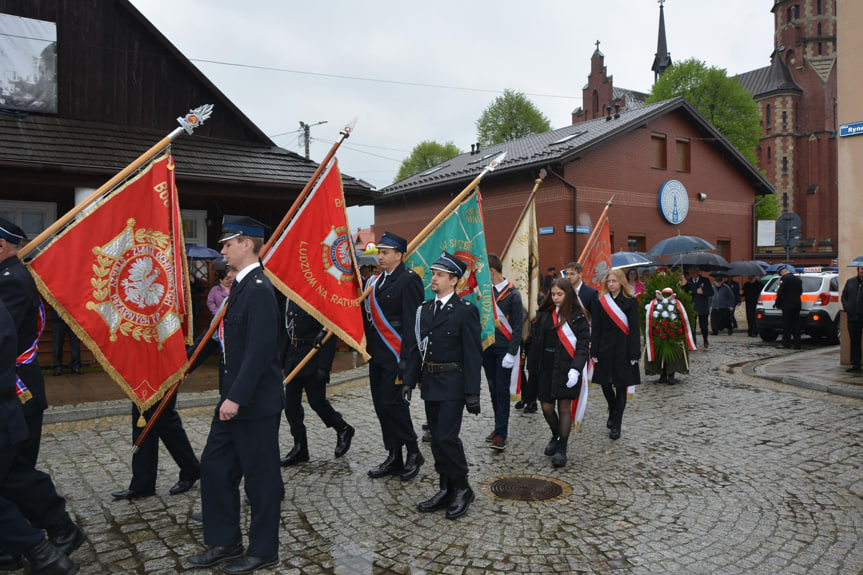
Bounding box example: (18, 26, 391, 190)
(494, 278, 509, 292)
(235, 262, 261, 284)
(434, 291, 455, 308)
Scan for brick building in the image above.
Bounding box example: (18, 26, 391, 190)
(737, 0, 838, 263)
(376, 98, 772, 270)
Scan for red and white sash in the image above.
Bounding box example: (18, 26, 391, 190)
(494, 282, 514, 341)
(644, 297, 697, 362)
(14, 300, 44, 404)
(600, 293, 629, 335)
(368, 273, 402, 361)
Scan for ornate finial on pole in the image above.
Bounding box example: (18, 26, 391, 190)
(176, 104, 214, 135)
(341, 118, 357, 139)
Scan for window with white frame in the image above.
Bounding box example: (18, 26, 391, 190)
(0, 200, 57, 237)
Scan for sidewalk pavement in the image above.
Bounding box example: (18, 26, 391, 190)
(745, 345, 863, 400)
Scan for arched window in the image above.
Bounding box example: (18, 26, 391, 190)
(817, 23, 822, 36)
(592, 90, 599, 116)
(817, 0, 822, 14)
(767, 147, 772, 163)
(766, 104, 772, 131)
(819, 42, 823, 55)
(782, 110, 788, 130)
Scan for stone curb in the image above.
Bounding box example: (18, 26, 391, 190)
(744, 354, 863, 400)
(42, 365, 371, 425)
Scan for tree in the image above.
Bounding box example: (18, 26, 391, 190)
(755, 193, 782, 221)
(394, 140, 462, 183)
(475, 89, 551, 146)
(646, 59, 761, 166)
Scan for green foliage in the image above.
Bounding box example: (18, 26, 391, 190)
(755, 193, 781, 221)
(395, 140, 462, 183)
(475, 89, 552, 147)
(639, 271, 697, 364)
(647, 58, 761, 165)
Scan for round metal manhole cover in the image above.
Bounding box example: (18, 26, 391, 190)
(484, 474, 572, 502)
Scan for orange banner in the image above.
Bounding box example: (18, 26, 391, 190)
(26, 153, 191, 411)
(263, 159, 368, 358)
(578, 208, 612, 291)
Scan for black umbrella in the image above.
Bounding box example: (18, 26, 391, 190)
(646, 235, 715, 258)
(665, 252, 730, 271)
(726, 260, 767, 277)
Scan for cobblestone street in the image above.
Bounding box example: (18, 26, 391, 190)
(25, 334, 863, 574)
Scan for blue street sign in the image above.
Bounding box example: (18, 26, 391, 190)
(539, 226, 554, 235)
(840, 121, 863, 137)
(565, 225, 573, 233)
(576, 226, 590, 234)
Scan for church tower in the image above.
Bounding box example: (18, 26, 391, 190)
(651, 0, 672, 80)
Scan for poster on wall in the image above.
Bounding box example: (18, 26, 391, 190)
(0, 13, 57, 113)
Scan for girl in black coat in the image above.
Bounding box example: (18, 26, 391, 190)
(591, 268, 641, 440)
(527, 278, 590, 467)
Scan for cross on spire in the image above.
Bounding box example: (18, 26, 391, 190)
(658, 0, 665, 6)
(595, 40, 600, 50)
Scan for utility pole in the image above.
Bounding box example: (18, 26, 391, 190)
(298, 120, 328, 159)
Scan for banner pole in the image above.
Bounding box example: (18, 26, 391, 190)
(577, 197, 613, 265)
(500, 169, 546, 256)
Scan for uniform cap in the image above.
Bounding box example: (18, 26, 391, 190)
(430, 251, 467, 279)
(219, 215, 268, 242)
(377, 231, 407, 253)
(0, 217, 26, 244)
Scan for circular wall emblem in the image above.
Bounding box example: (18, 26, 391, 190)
(322, 226, 354, 282)
(658, 180, 689, 225)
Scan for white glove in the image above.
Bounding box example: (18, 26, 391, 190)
(591, 357, 598, 364)
(501, 353, 516, 369)
(630, 359, 638, 366)
(566, 369, 579, 388)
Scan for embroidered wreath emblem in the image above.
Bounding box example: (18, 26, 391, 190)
(321, 225, 353, 283)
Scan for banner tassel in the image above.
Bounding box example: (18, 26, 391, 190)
(137, 414, 147, 428)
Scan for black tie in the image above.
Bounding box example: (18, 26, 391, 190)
(434, 300, 443, 317)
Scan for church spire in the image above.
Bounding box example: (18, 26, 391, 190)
(651, 0, 672, 81)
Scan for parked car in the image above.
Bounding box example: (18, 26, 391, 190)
(756, 270, 840, 343)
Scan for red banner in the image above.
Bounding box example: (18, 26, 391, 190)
(578, 207, 612, 291)
(26, 153, 191, 411)
(263, 159, 368, 358)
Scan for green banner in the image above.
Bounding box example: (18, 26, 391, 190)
(404, 190, 496, 349)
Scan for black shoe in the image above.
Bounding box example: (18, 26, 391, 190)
(610, 427, 621, 440)
(417, 475, 453, 512)
(421, 423, 430, 431)
(522, 402, 538, 413)
(24, 539, 79, 575)
(421, 430, 432, 442)
(485, 431, 496, 442)
(367, 449, 403, 478)
(400, 452, 424, 481)
(514, 401, 525, 410)
(445, 477, 475, 520)
(222, 554, 279, 574)
(667, 373, 676, 385)
(0, 553, 22, 572)
(190, 511, 203, 523)
(656, 375, 668, 384)
(334, 424, 355, 458)
(280, 442, 309, 467)
(168, 478, 197, 495)
(544, 436, 558, 456)
(48, 523, 86, 556)
(111, 489, 154, 500)
(186, 543, 244, 567)
(846, 366, 861, 373)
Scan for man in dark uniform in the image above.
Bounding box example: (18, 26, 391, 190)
(775, 264, 803, 350)
(842, 263, 863, 372)
(742, 276, 763, 337)
(682, 266, 714, 350)
(362, 231, 425, 481)
(187, 216, 284, 574)
(565, 261, 598, 317)
(482, 254, 523, 450)
(402, 252, 482, 520)
(279, 299, 354, 466)
(0, 219, 85, 568)
(0, 299, 79, 575)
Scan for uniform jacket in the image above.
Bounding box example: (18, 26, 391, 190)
(526, 308, 590, 395)
(280, 300, 337, 380)
(590, 293, 642, 387)
(775, 273, 803, 311)
(0, 256, 47, 413)
(576, 283, 599, 318)
(841, 276, 863, 322)
(220, 265, 284, 419)
(488, 280, 524, 355)
(362, 262, 424, 365)
(0, 299, 28, 450)
(402, 294, 482, 402)
(683, 275, 714, 316)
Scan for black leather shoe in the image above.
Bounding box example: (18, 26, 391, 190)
(421, 430, 432, 442)
(222, 554, 279, 573)
(421, 423, 430, 431)
(656, 374, 668, 384)
(667, 373, 676, 385)
(418, 475, 453, 512)
(514, 401, 525, 410)
(544, 436, 558, 456)
(49, 523, 86, 556)
(0, 552, 22, 572)
(280, 443, 309, 467)
(367, 449, 403, 478)
(24, 539, 79, 575)
(169, 478, 197, 495)
(400, 452, 424, 481)
(111, 489, 154, 500)
(186, 543, 244, 567)
(334, 424, 355, 458)
(445, 477, 475, 520)
(522, 402, 538, 413)
(610, 426, 621, 440)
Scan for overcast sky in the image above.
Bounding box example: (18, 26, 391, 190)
(129, 0, 776, 230)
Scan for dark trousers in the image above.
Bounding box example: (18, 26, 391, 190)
(201, 414, 282, 557)
(711, 308, 732, 334)
(425, 399, 468, 478)
(482, 350, 512, 439)
(129, 394, 200, 493)
(519, 361, 536, 404)
(848, 318, 862, 368)
(781, 307, 802, 348)
(601, 383, 628, 425)
(284, 373, 341, 441)
(696, 314, 710, 345)
(369, 362, 416, 450)
(1, 440, 43, 556)
(746, 301, 758, 336)
(51, 319, 80, 371)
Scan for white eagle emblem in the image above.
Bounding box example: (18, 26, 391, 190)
(121, 258, 165, 308)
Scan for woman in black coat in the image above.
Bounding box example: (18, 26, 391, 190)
(527, 278, 590, 467)
(591, 268, 641, 440)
